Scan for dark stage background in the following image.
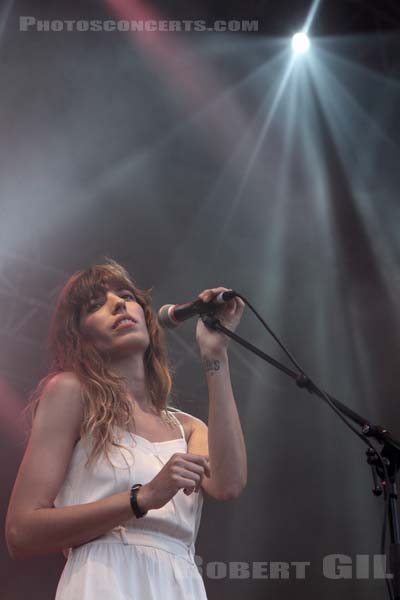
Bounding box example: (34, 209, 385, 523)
(1, 1, 400, 599)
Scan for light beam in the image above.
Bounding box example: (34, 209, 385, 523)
(292, 32, 311, 55)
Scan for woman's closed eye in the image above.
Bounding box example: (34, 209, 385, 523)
(122, 292, 136, 301)
(88, 292, 136, 311)
(87, 301, 102, 311)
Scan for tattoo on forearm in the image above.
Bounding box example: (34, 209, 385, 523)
(202, 357, 221, 375)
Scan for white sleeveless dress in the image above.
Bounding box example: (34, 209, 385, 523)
(54, 413, 207, 599)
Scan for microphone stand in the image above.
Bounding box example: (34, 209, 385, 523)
(201, 314, 400, 599)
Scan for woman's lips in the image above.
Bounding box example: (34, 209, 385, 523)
(114, 320, 136, 331)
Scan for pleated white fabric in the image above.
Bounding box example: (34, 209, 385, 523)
(54, 414, 207, 599)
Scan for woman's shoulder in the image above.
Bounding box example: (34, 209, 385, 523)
(166, 407, 207, 438)
(40, 372, 85, 423)
(47, 370, 82, 390)
(33, 371, 84, 446)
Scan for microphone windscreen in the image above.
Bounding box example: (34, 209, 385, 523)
(157, 304, 178, 329)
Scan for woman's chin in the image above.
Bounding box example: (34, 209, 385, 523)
(110, 339, 149, 359)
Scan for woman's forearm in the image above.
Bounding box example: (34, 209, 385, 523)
(202, 349, 247, 498)
(7, 490, 134, 560)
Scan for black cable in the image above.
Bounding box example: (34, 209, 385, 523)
(378, 466, 393, 600)
(235, 293, 307, 376)
(235, 292, 395, 599)
(236, 292, 382, 447)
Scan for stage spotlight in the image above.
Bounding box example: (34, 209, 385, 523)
(291, 32, 310, 55)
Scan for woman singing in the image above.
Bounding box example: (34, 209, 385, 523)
(5, 259, 247, 599)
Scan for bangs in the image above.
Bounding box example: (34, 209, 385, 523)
(68, 265, 138, 311)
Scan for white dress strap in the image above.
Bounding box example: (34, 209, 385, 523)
(168, 411, 186, 441)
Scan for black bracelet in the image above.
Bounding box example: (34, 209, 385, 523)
(130, 484, 148, 518)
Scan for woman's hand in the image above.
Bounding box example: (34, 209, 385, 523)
(137, 453, 211, 512)
(195, 287, 245, 356)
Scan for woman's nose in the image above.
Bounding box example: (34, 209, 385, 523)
(109, 294, 126, 312)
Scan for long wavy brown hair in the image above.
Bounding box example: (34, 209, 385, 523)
(24, 258, 175, 468)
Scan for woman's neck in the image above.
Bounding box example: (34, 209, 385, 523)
(108, 353, 151, 409)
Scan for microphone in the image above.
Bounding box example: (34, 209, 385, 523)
(157, 290, 237, 329)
